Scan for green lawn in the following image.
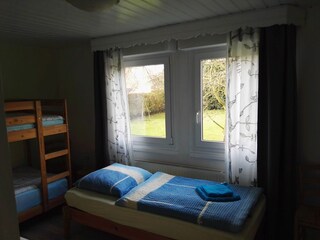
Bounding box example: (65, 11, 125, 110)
(130, 112, 166, 138)
(203, 109, 225, 141)
(130, 110, 225, 142)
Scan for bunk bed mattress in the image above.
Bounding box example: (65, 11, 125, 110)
(15, 179, 67, 213)
(13, 166, 68, 213)
(7, 115, 64, 132)
(116, 172, 263, 233)
(65, 188, 265, 240)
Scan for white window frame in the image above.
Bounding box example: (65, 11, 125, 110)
(193, 45, 227, 153)
(123, 54, 173, 149)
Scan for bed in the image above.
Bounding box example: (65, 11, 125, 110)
(64, 164, 265, 240)
(5, 99, 72, 222)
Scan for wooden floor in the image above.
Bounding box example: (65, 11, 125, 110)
(19, 206, 125, 240)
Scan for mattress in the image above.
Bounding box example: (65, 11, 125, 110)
(65, 188, 265, 240)
(13, 166, 68, 213)
(7, 114, 64, 132)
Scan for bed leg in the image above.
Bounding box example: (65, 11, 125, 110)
(63, 205, 71, 239)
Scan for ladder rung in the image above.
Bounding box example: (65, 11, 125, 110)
(45, 149, 69, 160)
(47, 171, 69, 184)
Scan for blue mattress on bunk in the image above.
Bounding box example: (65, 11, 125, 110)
(7, 115, 64, 132)
(15, 178, 67, 213)
(116, 172, 263, 233)
(13, 166, 68, 213)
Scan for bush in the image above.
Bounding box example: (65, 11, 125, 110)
(128, 91, 165, 119)
(144, 90, 165, 115)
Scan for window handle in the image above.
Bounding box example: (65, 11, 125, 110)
(196, 112, 200, 124)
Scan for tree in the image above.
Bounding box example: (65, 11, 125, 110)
(202, 58, 226, 111)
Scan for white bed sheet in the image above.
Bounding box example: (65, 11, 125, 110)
(65, 188, 265, 240)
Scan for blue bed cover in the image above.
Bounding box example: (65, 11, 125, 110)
(116, 172, 263, 233)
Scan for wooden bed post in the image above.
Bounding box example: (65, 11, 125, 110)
(63, 205, 71, 239)
(63, 99, 73, 188)
(35, 100, 49, 211)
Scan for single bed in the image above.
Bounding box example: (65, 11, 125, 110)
(65, 188, 265, 240)
(64, 165, 265, 240)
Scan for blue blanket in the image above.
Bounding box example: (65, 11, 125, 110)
(116, 172, 263, 233)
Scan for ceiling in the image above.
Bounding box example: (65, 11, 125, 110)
(0, 0, 315, 44)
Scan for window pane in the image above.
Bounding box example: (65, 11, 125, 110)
(125, 64, 166, 138)
(201, 58, 226, 142)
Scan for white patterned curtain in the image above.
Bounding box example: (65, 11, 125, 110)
(105, 48, 133, 165)
(226, 28, 259, 186)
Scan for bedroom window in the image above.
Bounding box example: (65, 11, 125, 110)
(124, 56, 172, 146)
(194, 48, 227, 149)
(122, 41, 227, 163)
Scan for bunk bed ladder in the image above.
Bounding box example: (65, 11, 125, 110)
(36, 100, 72, 212)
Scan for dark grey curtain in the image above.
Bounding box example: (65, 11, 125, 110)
(94, 51, 109, 169)
(258, 25, 297, 240)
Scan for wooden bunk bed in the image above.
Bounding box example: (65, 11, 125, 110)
(5, 99, 72, 222)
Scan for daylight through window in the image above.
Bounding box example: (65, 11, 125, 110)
(200, 58, 226, 142)
(125, 64, 166, 138)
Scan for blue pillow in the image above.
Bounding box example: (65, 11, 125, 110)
(74, 163, 152, 197)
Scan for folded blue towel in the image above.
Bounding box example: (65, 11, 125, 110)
(200, 183, 233, 197)
(196, 185, 241, 202)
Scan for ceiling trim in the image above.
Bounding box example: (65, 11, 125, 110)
(91, 5, 305, 51)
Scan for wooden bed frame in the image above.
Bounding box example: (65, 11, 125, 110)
(63, 204, 265, 240)
(5, 99, 72, 222)
(63, 205, 172, 240)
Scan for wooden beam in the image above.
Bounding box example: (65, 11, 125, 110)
(7, 129, 37, 142)
(43, 124, 67, 136)
(4, 101, 35, 111)
(6, 115, 35, 126)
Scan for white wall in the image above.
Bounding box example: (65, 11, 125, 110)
(0, 42, 59, 99)
(57, 42, 95, 172)
(0, 42, 60, 167)
(0, 40, 96, 173)
(297, 4, 320, 164)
